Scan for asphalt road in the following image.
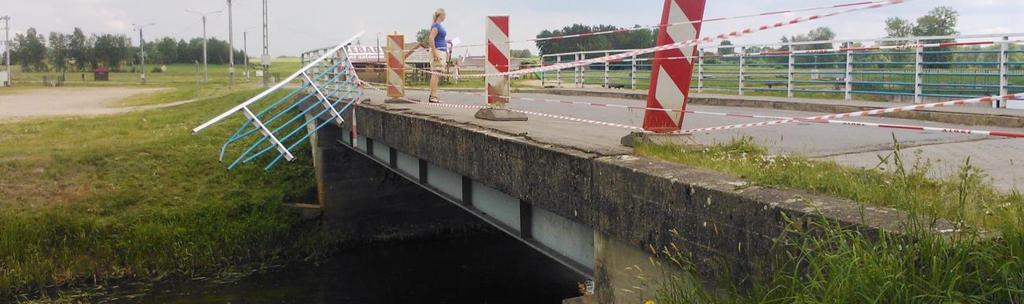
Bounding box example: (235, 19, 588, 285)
(366, 89, 1024, 193)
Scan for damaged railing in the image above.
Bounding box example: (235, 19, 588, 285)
(192, 31, 365, 170)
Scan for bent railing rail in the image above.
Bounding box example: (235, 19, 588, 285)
(193, 31, 365, 170)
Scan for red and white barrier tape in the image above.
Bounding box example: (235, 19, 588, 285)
(359, 82, 1024, 138)
(419, 0, 905, 79)
(453, 0, 893, 48)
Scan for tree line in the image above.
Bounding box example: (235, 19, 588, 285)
(531, 7, 1010, 68)
(7, 27, 244, 73)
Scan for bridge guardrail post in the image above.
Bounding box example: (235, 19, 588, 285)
(556, 55, 562, 87)
(631, 55, 638, 90)
(476, 15, 527, 121)
(844, 49, 853, 101)
(914, 43, 923, 104)
(999, 36, 1009, 108)
(697, 47, 704, 94)
(738, 47, 746, 96)
(787, 49, 794, 98)
(579, 53, 585, 88)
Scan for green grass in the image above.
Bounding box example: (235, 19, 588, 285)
(0, 89, 334, 300)
(638, 138, 1024, 303)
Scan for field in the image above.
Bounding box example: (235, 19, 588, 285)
(5, 58, 304, 107)
(0, 58, 335, 300)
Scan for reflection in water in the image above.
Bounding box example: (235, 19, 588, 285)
(116, 232, 585, 303)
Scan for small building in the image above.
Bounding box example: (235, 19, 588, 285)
(93, 66, 110, 81)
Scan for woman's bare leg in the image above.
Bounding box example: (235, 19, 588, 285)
(430, 74, 440, 99)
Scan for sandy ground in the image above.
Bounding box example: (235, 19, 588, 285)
(0, 87, 191, 122)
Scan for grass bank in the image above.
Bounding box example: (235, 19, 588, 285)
(0, 89, 332, 300)
(638, 138, 1024, 303)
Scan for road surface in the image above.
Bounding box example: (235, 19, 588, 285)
(365, 88, 1024, 193)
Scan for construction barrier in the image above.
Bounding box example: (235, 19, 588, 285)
(643, 0, 707, 133)
(486, 15, 511, 107)
(387, 33, 405, 99)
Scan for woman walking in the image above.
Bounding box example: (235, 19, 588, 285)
(428, 8, 448, 103)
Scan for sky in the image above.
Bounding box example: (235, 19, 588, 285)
(0, 0, 1021, 57)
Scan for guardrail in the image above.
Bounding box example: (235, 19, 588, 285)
(540, 33, 1024, 107)
(193, 31, 366, 170)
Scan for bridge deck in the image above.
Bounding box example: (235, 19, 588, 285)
(364, 89, 1024, 193)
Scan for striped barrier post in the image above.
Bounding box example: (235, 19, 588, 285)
(623, 0, 707, 145)
(386, 33, 406, 102)
(641, 0, 707, 133)
(476, 15, 527, 121)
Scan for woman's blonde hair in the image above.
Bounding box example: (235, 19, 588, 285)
(433, 8, 446, 23)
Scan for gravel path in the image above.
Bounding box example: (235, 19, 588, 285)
(0, 87, 193, 122)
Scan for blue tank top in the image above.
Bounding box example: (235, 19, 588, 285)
(432, 23, 447, 51)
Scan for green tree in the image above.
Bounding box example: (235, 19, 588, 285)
(416, 29, 430, 47)
(14, 28, 47, 72)
(884, 17, 913, 40)
(92, 33, 132, 70)
(535, 24, 654, 55)
(718, 40, 734, 56)
(47, 32, 70, 75)
(68, 28, 90, 71)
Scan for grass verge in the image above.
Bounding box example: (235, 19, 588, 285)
(0, 89, 334, 300)
(637, 138, 1024, 303)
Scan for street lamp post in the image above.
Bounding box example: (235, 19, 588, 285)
(186, 9, 222, 83)
(1, 16, 10, 87)
(243, 26, 258, 81)
(227, 0, 234, 86)
(133, 23, 155, 85)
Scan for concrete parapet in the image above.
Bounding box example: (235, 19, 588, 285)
(327, 102, 954, 302)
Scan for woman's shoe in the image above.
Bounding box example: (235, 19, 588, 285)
(428, 96, 441, 103)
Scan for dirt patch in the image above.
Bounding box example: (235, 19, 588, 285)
(0, 87, 174, 122)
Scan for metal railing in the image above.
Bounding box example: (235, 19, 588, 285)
(540, 33, 1024, 107)
(193, 31, 365, 170)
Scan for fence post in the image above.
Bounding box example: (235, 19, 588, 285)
(604, 52, 610, 88)
(844, 49, 853, 101)
(999, 36, 1009, 108)
(738, 47, 746, 96)
(697, 47, 704, 94)
(787, 49, 794, 98)
(631, 55, 637, 90)
(914, 44, 923, 104)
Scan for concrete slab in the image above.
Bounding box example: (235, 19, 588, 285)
(372, 89, 1024, 193)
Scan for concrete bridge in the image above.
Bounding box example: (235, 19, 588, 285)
(300, 86, 1015, 302)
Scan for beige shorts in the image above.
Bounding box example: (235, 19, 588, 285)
(430, 49, 446, 72)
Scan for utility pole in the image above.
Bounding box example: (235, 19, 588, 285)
(133, 23, 155, 84)
(187, 9, 222, 83)
(244, 30, 249, 81)
(262, 0, 270, 87)
(227, 0, 234, 86)
(1, 16, 10, 87)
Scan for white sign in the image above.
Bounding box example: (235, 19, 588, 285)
(0, 71, 8, 85)
(255, 70, 265, 77)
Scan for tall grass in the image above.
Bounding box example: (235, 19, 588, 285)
(0, 89, 333, 300)
(640, 138, 1024, 303)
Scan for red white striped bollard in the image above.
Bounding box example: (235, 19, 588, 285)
(385, 33, 406, 102)
(476, 15, 527, 121)
(623, 0, 707, 146)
